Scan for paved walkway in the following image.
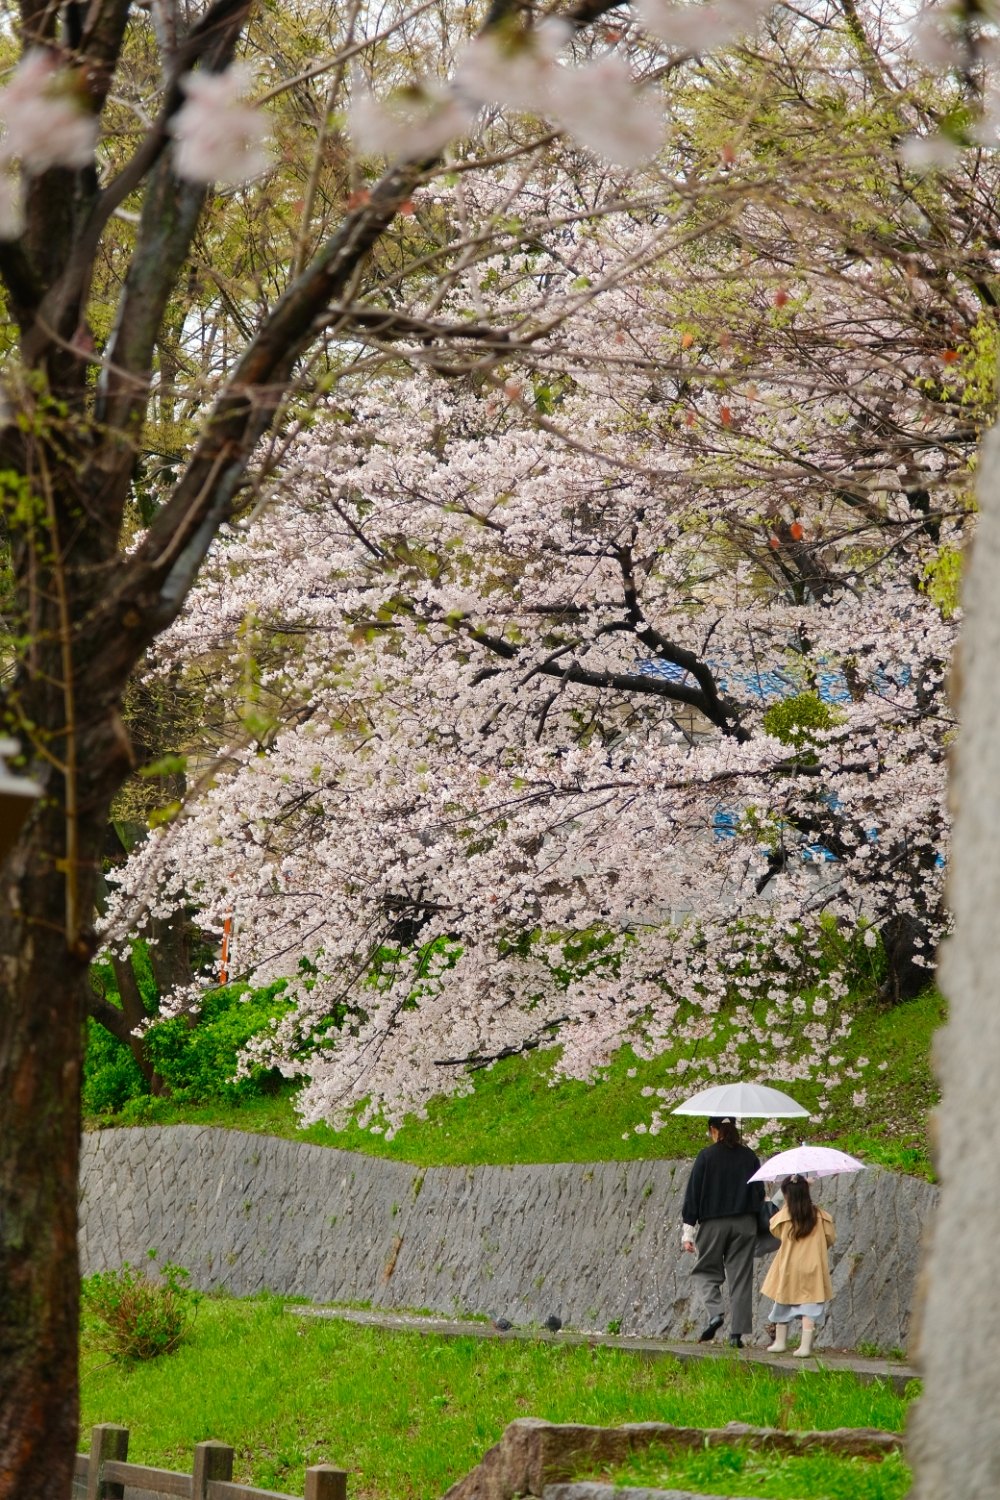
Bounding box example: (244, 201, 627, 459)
(292, 1305, 918, 1393)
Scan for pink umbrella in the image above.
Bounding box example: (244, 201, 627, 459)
(748, 1144, 866, 1182)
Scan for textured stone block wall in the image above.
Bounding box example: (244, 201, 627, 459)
(79, 1127, 936, 1350)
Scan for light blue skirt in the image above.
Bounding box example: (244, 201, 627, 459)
(768, 1300, 827, 1325)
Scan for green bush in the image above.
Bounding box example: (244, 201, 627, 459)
(82, 1022, 147, 1115)
(83, 1257, 198, 1362)
(112, 1094, 175, 1125)
(142, 983, 290, 1102)
(83, 971, 291, 1118)
(763, 689, 840, 749)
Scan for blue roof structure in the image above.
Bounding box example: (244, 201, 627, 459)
(634, 655, 929, 872)
(636, 656, 908, 705)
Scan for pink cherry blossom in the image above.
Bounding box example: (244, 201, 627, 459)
(635, 0, 769, 51)
(104, 186, 958, 1128)
(549, 55, 664, 168)
(350, 80, 475, 161)
(366, 24, 663, 170)
(0, 50, 97, 174)
(99, 12, 974, 1137)
(170, 65, 271, 186)
(910, 5, 965, 70)
(455, 22, 572, 113)
(898, 133, 962, 171)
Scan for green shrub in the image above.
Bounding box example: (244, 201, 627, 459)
(142, 983, 290, 1102)
(83, 1257, 198, 1362)
(82, 1022, 147, 1115)
(763, 690, 839, 749)
(112, 1094, 175, 1126)
(83, 972, 291, 1118)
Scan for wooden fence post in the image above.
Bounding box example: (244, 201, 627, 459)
(84, 1424, 129, 1500)
(192, 1440, 235, 1500)
(304, 1465, 348, 1500)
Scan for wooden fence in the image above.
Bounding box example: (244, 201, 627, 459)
(74, 1424, 347, 1500)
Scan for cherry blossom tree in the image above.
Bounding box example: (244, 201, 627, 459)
(103, 208, 961, 1135)
(103, 1, 990, 1139)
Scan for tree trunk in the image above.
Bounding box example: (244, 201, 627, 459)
(877, 909, 934, 1005)
(89, 984, 165, 1096)
(148, 908, 195, 1004)
(0, 815, 92, 1499)
(0, 424, 138, 1494)
(907, 426, 1000, 1494)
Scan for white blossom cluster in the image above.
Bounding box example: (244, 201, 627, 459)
(0, 51, 270, 240)
(901, 0, 1000, 164)
(0, 50, 97, 236)
(350, 2, 778, 169)
(169, 65, 271, 186)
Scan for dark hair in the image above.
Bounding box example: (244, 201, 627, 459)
(781, 1174, 818, 1240)
(708, 1116, 742, 1148)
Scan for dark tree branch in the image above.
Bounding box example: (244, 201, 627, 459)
(463, 614, 751, 718)
(316, 303, 529, 349)
(612, 541, 748, 739)
(78, 0, 134, 110)
(93, 164, 210, 437)
(434, 1017, 568, 1069)
(87, 970, 165, 1094)
(0, 244, 43, 329)
(17, 0, 59, 49)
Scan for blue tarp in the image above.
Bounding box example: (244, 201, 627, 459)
(636, 656, 909, 705)
(637, 656, 930, 868)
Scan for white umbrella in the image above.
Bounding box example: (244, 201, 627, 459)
(748, 1144, 866, 1182)
(672, 1081, 810, 1119)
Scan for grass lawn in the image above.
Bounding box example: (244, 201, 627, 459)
(80, 1298, 917, 1500)
(90, 988, 943, 1178)
(600, 1443, 912, 1500)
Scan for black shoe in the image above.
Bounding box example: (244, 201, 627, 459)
(698, 1315, 724, 1342)
(729, 1335, 744, 1349)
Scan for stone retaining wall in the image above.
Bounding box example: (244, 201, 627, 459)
(79, 1127, 935, 1351)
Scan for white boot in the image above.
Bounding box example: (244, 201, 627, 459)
(767, 1323, 788, 1353)
(793, 1320, 815, 1358)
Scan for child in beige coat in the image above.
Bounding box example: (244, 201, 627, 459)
(760, 1174, 835, 1357)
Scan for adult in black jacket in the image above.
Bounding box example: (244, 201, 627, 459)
(681, 1115, 764, 1348)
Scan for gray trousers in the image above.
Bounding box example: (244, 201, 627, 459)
(691, 1213, 757, 1335)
